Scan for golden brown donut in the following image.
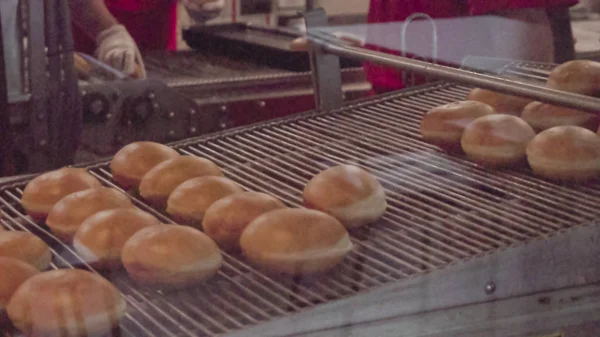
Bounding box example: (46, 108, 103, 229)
(167, 176, 244, 227)
(202, 192, 286, 252)
(46, 187, 133, 243)
(0, 257, 39, 313)
(122, 225, 222, 287)
(547, 60, 600, 96)
(303, 165, 386, 229)
(139, 156, 223, 207)
(420, 100, 495, 151)
(20, 168, 101, 222)
(110, 141, 179, 190)
(461, 114, 535, 168)
(240, 208, 353, 276)
(73, 208, 161, 269)
(0, 231, 52, 270)
(527, 126, 600, 182)
(467, 88, 532, 115)
(521, 101, 600, 132)
(7, 269, 126, 337)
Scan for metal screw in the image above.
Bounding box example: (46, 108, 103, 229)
(39, 139, 47, 146)
(106, 113, 113, 120)
(81, 90, 87, 96)
(189, 127, 197, 134)
(152, 103, 160, 110)
(147, 92, 156, 100)
(484, 282, 496, 294)
(167, 111, 175, 119)
(189, 109, 196, 116)
(220, 105, 227, 112)
(257, 101, 266, 108)
(219, 122, 228, 129)
(168, 130, 176, 137)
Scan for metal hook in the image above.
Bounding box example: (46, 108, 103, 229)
(401, 12, 438, 87)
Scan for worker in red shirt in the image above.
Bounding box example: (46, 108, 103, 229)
(70, 0, 224, 77)
(365, 0, 578, 92)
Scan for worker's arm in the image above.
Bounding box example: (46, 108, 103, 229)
(69, 0, 145, 78)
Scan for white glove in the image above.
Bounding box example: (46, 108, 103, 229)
(182, 0, 225, 22)
(95, 24, 146, 78)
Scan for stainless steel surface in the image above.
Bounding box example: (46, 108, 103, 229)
(3, 73, 600, 336)
(314, 39, 600, 113)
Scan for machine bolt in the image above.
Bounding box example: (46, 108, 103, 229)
(220, 105, 227, 112)
(106, 113, 113, 120)
(152, 103, 160, 110)
(39, 139, 47, 146)
(484, 282, 496, 294)
(258, 101, 266, 108)
(189, 127, 197, 134)
(189, 109, 196, 116)
(167, 111, 175, 119)
(147, 92, 156, 100)
(81, 90, 87, 96)
(168, 130, 176, 137)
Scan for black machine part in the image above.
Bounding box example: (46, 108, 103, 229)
(79, 79, 219, 155)
(1, 0, 81, 176)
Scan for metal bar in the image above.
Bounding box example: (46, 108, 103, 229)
(319, 43, 600, 113)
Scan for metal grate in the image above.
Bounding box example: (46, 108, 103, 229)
(3, 66, 600, 336)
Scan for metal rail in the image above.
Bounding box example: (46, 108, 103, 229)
(3, 74, 600, 336)
(320, 42, 600, 113)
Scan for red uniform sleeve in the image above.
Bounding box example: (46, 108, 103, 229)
(468, 0, 578, 15)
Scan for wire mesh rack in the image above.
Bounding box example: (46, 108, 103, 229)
(3, 62, 600, 337)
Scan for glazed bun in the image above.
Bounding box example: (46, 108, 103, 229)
(527, 126, 600, 182)
(21, 168, 101, 222)
(122, 225, 222, 287)
(0, 257, 39, 312)
(73, 208, 161, 269)
(547, 60, 600, 96)
(521, 101, 599, 132)
(167, 176, 244, 227)
(0, 231, 52, 270)
(110, 141, 179, 190)
(7, 269, 126, 337)
(420, 100, 495, 151)
(202, 192, 286, 251)
(240, 208, 353, 275)
(46, 187, 133, 243)
(461, 114, 535, 168)
(139, 156, 223, 207)
(303, 165, 386, 229)
(467, 88, 531, 115)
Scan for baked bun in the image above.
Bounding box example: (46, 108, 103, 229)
(73, 208, 161, 269)
(46, 187, 133, 243)
(303, 165, 386, 229)
(7, 269, 126, 337)
(110, 141, 179, 190)
(122, 225, 222, 287)
(21, 168, 101, 222)
(139, 156, 223, 207)
(202, 192, 286, 251)
(240, 208, 353, 275)
(0, 257, 39, 312)
(0, 231, 52, 270)
(527, 126, 600, 181)
(461, 114, 535, 167)
(467, 88, 531, 115)
(547, 60, 600, 96)
(420, 100, 495, 151)
(167, 176, 244, 227)
(521, 101, 599, 132)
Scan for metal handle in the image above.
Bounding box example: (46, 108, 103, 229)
(401, 12, 438, 87)
(315, 41, 600, 113)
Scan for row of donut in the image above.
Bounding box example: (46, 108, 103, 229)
(420, 60, 600, 182)
(0, 141, 387, 336)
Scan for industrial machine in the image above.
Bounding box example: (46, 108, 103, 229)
(1, 3, 600, 337)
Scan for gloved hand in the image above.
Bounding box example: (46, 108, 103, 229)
(95, 24, 146, 78)
(182, 0, 225, 22)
